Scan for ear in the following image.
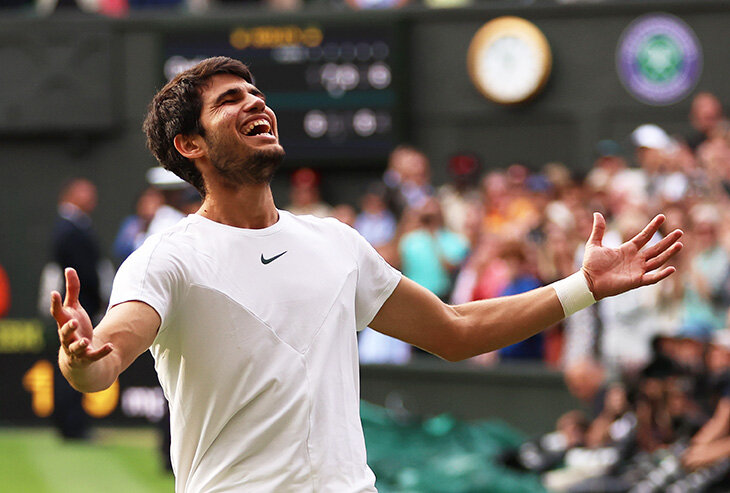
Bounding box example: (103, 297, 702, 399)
(173, 134, 206, 160)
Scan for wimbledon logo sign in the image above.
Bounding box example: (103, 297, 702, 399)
(616, 13, 702, 106)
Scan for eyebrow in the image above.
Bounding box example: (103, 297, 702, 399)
(211, 85, 266, 107)
(212, 87, 244, 107)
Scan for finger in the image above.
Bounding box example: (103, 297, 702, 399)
(630, 214, 665, 250)
(67, 337, 90, 356)
(59, 319, 80, 347)
(86, 343, 114, 362)
(645, 242, 683, 271)
(586, 212, 606, 246)
(642, 229, 683, 258)
(64, 268, 81, 306)
(50, 291, 66, 323)
(641, 266, 676, 286)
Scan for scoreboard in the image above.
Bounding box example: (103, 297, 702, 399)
(163, 23, 404, 164)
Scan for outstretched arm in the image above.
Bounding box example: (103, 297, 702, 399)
(52, 268, 160, 393)
(370, 213, 683, 361)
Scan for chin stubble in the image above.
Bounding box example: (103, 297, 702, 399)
(209, 142, 285, 186)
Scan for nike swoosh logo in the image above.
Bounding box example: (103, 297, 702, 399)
(261, 251, 287, 265)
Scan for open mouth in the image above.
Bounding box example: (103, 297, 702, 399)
(242, 119, 274, 138)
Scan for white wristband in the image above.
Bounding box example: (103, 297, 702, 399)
(551, 271, 596, 317)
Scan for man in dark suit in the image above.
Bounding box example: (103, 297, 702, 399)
(51, 178, 101, 439)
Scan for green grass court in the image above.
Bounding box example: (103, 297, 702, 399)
(0, 427, 174, 493)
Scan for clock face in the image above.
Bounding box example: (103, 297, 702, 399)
(468, 17, 552, 104)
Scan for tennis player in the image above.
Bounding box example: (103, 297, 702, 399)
(52, 57, 683, 492)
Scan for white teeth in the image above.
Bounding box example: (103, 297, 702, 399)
(243, 119, 272, 136)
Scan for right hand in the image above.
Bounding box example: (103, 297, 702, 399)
(51, 268, 113, 368)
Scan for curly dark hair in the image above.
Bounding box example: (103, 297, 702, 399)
(143, 57, 254, 197)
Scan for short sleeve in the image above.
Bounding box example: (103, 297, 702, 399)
(344, 225, 401, 331)
(108, 235, 183, 332)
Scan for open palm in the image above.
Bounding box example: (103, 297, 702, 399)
(581, 213, 683, 300)
(51, 268, 112, 366)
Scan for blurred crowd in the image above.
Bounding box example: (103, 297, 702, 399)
(337, 90, 729, 491)
(499, 331, 730, 492)
(1, 0, 304, 15)
(0, 0, 418, 16)
(349, 92, 730, 373)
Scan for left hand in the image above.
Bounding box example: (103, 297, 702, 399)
(581, 213, 683, 300)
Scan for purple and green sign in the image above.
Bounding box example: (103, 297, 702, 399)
(616, 13, 702, 106)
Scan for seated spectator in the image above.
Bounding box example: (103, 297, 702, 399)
(355, 183, 397, 249)
(678, 330, 730, 482)
(481, 170, 537, 239)
(584, 382, 635, 449)
(286, 167, 333, 218)
(681, 204, 729, 335)
(500, 410, 589, 473)
(437, 153, 481, 237)
(382, 145, 434, 217)
(687, 92, 725, 151)
(564, 358, 607, 415)
(496, 241, 544, 362)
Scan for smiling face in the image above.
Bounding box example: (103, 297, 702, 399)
(197, 73, 285, 186)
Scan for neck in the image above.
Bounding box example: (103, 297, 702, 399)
(198, 181, 278, 229)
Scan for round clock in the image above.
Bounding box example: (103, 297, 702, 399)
(467, 17, 552, 105)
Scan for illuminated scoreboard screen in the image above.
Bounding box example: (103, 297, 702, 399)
(164, 24, 404, 163)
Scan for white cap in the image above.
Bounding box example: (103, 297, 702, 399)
(146, 166, 188, 190)
(712, 329, 730, 351)
(631, 124, 672, 150)
(690, 203, 720, 225)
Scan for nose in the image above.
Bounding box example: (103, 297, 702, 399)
(243, 92, 266, 113)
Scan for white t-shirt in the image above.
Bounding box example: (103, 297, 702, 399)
(109, 210, 401, 493)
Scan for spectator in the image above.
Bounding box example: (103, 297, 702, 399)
(563, 358, 606, 414)
(630, 123, 674, 207)
(112, 187, 163, 262)
(496, 241, 544, 362)
(382, 145, 433, 217)
(51, 178, 103, 440)
(681, 204, 729, 335)
(398, 198, 469, 301)
(584, 382, 634, 449)
(452, 232, 509, 305)
(354, 183, 397, 250)
(286, 167, 333, 218)
(687, 92, 725, 151)
(585, 140, 628, 195)
(681, 329, 730, 468)
(437, 153, 481, 236)
(145, 166, 196, 237)
(480, 168, 538, 240)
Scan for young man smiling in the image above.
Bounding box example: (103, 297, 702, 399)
(52, 57, 683, 492)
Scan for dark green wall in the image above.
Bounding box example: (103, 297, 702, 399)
(361, 360, 581, 436)
(2, 1, 730, 317)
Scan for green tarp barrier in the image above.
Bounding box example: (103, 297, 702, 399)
(362, 402, 548, 493)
